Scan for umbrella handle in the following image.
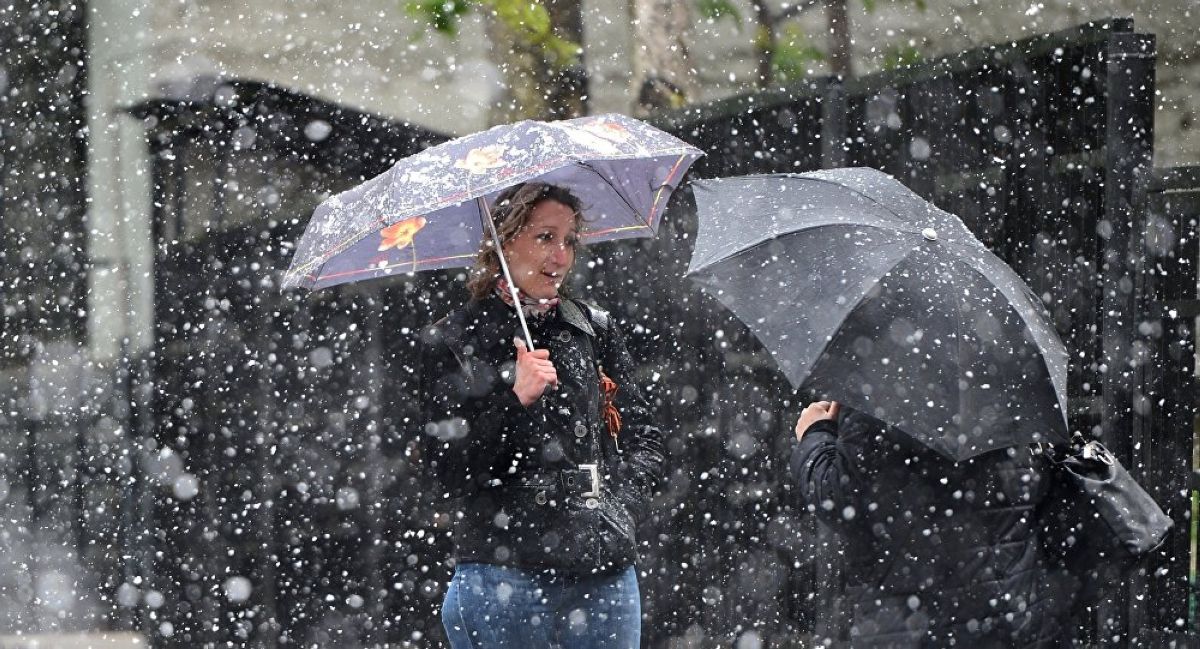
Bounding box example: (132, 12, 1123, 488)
(478, 196, 536, 351)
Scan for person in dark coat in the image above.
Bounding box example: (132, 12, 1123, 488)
(419, 182, 666, 648)
(789, 400, 1075, 648)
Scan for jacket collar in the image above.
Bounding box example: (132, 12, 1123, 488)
(557, 299, 595, 338)
(465, 294, 595, 342)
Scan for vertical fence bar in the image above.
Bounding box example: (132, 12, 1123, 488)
(1139, 168, 1200, 644)
(1098, 29, 1157, 646)
(821, 79, 847, 170)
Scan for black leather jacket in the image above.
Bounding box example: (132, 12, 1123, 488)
(789, 409, 1072, 648)
(419, 295, 665, 574)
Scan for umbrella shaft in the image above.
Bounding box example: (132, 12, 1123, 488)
(478, 197, 535, 350)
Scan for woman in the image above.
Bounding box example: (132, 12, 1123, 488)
(419, 182, 665, 648)
(790, 401, 1074, 648)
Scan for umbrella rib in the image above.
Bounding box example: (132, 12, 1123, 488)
(716, 173, 926, 230)
(576, 161, 649, 228)
(874, 248, 975, 442)
(802, 175, 994, 257)
(645, 154, 692, 229)
(948, 254, 1069, 427)
(774, 239, 928, 389)
(312, 253, 479, 283)
(943, 255, 1069, 445)
(725, 173, 990, 246)
(786, 174, 943, 232)
(687, 220, 915, 276)
(944, 254, 974, 443)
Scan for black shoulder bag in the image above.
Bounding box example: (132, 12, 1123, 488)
(1035, 434, 1172, 596)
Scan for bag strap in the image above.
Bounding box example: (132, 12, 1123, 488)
(570, 300, 624, 444)
(1032, 434, 1116, 467)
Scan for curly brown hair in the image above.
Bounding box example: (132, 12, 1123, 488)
(466, 182, 585, 301)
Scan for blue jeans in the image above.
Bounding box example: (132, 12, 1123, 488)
(441, 562, 641, 648)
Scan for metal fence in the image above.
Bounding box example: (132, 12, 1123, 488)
(127, 17, 1196, 648)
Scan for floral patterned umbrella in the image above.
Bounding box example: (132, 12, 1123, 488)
(281, 113, 702, 299)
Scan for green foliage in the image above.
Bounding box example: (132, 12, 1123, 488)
(541, 34, 584, 67)
(696, 0, 743, 29)
(404, 0, 475, 36)
(405, 0, 581, 68)
(882, 42, 923, 69)
(491, 0, 582, 67)
(492, 0, 551, 37)
(771, 22, 824, 83)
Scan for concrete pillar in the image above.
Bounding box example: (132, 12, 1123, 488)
(85, 0, 155, 364)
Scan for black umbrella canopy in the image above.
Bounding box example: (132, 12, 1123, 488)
(687, 169, 1069, 461)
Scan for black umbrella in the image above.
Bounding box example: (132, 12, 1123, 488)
(686, 168, 1069, 461)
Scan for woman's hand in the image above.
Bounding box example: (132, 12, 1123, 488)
(512, 338, 558, 407)
(795, 401, 839, 441)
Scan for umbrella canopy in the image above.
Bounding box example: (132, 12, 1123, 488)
(282, 113, 702, 292)
(687, 168, 1069, 461)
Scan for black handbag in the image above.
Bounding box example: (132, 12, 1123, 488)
(1035, 434, 1173, 581)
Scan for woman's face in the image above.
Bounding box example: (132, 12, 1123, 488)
(502, 199, 579, 300)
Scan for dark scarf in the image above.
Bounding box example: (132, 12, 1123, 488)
(494, 278, 561, 320)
